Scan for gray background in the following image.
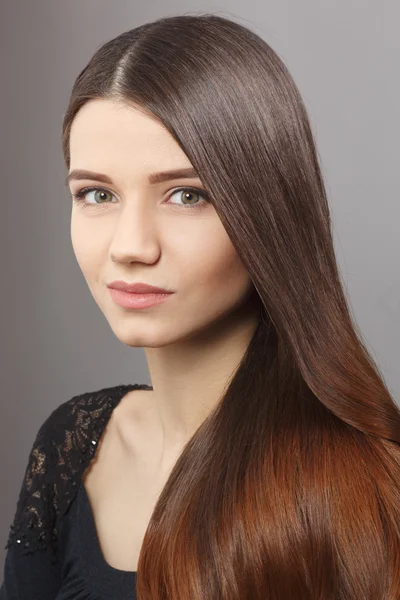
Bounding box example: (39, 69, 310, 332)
(0, 0, 398, 570)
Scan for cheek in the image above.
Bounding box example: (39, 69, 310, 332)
(208, 247, 251, 292)
(70, 217, 104, 279)
(184, 227, 252, 297)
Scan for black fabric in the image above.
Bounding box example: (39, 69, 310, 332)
(0, 383, 152, 599)
(56, 479, 137, 599)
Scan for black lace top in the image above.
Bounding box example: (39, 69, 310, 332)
(0, 383, 153, 600)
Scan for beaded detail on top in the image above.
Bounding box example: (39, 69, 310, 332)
(4, 383, 152, 565)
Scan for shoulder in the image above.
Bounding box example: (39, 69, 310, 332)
(36, 384, 136, 439)
(5, 383, 144, 560)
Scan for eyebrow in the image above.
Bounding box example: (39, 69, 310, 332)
(65, 167, 200, 187)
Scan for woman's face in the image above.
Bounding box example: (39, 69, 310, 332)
(68, 99, 258, 348)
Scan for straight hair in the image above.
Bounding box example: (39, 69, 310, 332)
(62, 13, 400, 599)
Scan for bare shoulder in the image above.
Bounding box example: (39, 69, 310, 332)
(112, 388, 158, 448)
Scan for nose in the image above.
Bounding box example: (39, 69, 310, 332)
(109, 204, 160, 265)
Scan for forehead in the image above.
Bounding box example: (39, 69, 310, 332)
(69, 99, 191, 177)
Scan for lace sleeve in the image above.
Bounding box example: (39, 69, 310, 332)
(4, 410, 59, 564)
(4, 384, 143, 567)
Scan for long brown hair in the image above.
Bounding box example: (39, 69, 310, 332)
(61, 13, 400, 599)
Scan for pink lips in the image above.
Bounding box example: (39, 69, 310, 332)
(107, 281, 174, 309)
(107, 281, 172, 294)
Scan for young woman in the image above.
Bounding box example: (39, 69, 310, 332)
(1, 12, 399, 600)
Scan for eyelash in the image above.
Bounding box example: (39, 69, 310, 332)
(71, 185, 211, 210)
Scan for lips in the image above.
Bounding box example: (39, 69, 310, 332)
(107, 281, 172, 294)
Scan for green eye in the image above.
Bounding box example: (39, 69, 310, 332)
(72, 187, 116, 205)
(168, 188, 210, 209)
(72, 185, 211, 210)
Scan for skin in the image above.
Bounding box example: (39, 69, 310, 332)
(68, 98, 261, 473)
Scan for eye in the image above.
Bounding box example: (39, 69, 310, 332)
(71, 187, 116, 206)
(167, 187, 210, 209)
(71, 186, 211, 210)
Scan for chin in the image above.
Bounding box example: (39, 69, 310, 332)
(105, 320, 169, 349)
